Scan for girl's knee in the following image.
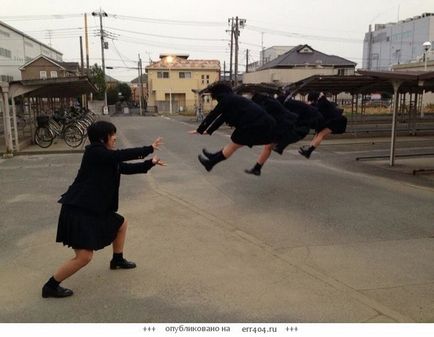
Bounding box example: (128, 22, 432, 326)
(119, 219, 128, 231)
(76, 250, 93, 265)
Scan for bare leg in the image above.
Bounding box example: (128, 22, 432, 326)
(110, 220, 136, 269)
(257, 144, 273, 165)
(112, 220, 128, 254)
(310, 128, 332, 149)
(222, 142, 243, 159)
(300, 128, 332, 159)
(53, 249, 93, 282)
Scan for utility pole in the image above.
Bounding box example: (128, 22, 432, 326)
(92, 9, 108, 114)
(234, 17, 239, 85)
(79, 36, 84, 75)
(229, 16, 245, 85)
(245, 49, 249, 73)
(84, 13, 90, 75)
(138, 53, 144, 116)
(227, 18, 234, 83)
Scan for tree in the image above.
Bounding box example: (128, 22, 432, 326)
(117, 82, 132, 102)
(107, 87, 118, 105)
(89, 64, 106, 100)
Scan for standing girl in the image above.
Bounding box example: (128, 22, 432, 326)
(42, 121, 165, 298)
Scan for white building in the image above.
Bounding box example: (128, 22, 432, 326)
(0, 20, 63, 82)
(363, 13, 434, 70)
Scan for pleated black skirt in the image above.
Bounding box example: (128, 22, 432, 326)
(316, 116, 347, 134)
(231, 119, 275, 147)
(56, 204, 124, 251)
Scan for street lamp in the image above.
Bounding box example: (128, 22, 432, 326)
(423, 41, 432, 71)
(165, 55, 174, 114)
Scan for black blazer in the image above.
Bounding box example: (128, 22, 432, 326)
(196, 93, 271, 135)
(314, 96, 343, 121)
(58, 143, 154, 214)
(284, 99, 324, 130)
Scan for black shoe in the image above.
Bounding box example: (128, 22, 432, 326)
(42, 285, 73, 298)
(298, 147, 311, 159)
(110, 258, 137, 270)
(198, 154, 213, 172)
(202, 148, 214, 159)
(244, 168, 261, 176)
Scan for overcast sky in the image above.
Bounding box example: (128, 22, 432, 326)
(2, 0, 433, 81)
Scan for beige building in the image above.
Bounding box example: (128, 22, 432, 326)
(243, 44, 356, 85)
(146, 54, 220, 114)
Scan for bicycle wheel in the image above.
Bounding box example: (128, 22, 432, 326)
(64, 125, 84, 148)
(34, 127, 54, 148)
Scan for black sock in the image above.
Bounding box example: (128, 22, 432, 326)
(307, 146, 316, 154)
(112, 252, 123, 261)
(253, 163, 262, 171)
(45, 276, 60, 289)
(214, 150, 226, 162)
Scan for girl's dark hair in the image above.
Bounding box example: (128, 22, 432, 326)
(87, 121, 117, 144)
(307, 91, 321, 103)
(208, 82, 233, 99)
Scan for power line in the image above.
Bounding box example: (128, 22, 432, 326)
(246, 25, 362, 44)
(105, 26, 228, 42)
(108, 14, 222, 27)
(0, 14, 83, 21)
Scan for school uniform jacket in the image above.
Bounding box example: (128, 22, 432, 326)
(196, 93, 272, 135)
(58, 143, 154, 215)
(283, 99, 324, 130)
(314, 96, 343, 121)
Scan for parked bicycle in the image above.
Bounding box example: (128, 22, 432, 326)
(34, 114, 84, 148)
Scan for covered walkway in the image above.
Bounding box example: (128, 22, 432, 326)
(0, 76, 96, 156)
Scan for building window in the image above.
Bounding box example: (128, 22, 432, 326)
(337, 69, 345, 76)
(40, 71, 47, 79)
(1, 75, 14, 81)
(157, 71, 169, 78)
(50, 71, 58, 78)
(201, 74, 210, 84)
(179, 71, 191, 79)
(0, 47, 12, 58)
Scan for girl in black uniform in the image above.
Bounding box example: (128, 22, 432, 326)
(190, 82, 275, 172)
(42, 121, 165, 298)
(243, 92, 298, 176)
(298, 92, 347, 158)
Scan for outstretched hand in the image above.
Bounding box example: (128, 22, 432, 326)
(152, 137, 163, 150)
(152, 155, 166, 166)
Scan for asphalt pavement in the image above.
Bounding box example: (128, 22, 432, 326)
(1, 115, 434, 323)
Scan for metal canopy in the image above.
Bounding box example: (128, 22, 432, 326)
(8, 76, 97, 98)
(283, 71, 434, 96)
(283, 70, 434, 166)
